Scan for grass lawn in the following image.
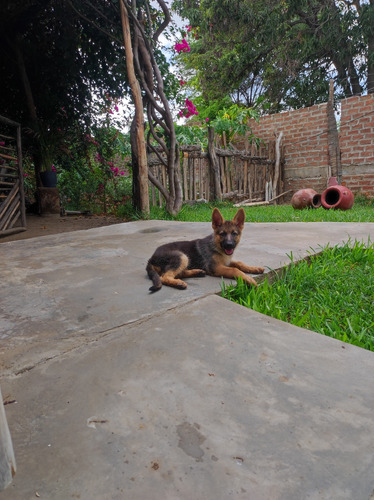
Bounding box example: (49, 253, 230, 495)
(146, 196, 374, 223)
(222, 240, 374, 352)
(147, 197, 374, 351)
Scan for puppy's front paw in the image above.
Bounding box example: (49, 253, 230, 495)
(253, 267, 264, 274)
(244, 275, 258, 287)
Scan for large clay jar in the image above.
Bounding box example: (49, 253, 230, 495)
(291, 189, 321, 209)
(321, 185, 354, 210)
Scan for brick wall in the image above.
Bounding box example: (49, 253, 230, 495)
(339, 94, 374, 198)
(242, 94, 374, 199)
(246, 103, 330, 197)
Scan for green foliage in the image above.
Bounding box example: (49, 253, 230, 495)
(57, 125, 132, 215)
(0, 0, 133, 181)
(0, 1, 128, 131)
(175, 99, 259, 148)
(222, 240, 374, 351)
(209, 104, 259, 143)
(175, 123, 208, 148)
(173, 0, 374, 111)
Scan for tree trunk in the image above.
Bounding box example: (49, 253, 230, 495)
(120, 0, 149, 214)
(121, 0, 182, 215)
(12, 36, 44, 186)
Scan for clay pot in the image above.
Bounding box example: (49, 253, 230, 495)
(291, 189, 321, 209)
(328, 176, 338, 187)
(321, 185, 354, 210)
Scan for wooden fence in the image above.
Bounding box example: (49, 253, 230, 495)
(0, 116, 26, 237)
(148, 137, 285, 207)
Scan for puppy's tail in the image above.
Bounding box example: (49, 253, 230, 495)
(146, 261, 162, 292)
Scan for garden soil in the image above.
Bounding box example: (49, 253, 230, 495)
(0, 213, 125, 244)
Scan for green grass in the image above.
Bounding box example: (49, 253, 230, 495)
(222, 240, 374, 351)
(145, 196, 374, 223)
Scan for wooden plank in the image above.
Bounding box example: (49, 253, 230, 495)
(0, 153, 17, 161)
(0, 225, 26, 237)
(16, 124, 27, 228)
(0, 133, 14, 141)
(0, 195, 20, 231)
(0, 387, 16, 491)
(0, 181, 19, 218)
(5, 208, 21, 231)
(193, 158, 196, 200)
(0, 164, 17, 172)
(182, 154, 188, 201)
(198, 158, 202, 198)
(0, 172, 18, 179)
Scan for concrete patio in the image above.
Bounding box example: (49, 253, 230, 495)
(1, 220, 374, 499)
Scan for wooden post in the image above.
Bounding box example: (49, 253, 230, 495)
(120, 1, 149, 215)
(327, 79, 342, 184)
(272, 131, 283, 201)
(207, 127, 222, 200)
(0, 387, 16, 491)
(183, 153, 188, 201)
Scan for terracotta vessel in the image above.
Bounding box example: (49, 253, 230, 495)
(291, 189, 321, 209)
(321, 185, 354, 210)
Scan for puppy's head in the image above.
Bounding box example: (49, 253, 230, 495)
(212, 208, 245, 256)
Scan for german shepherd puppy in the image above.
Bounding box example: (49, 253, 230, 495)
(146, 208, 264, 292)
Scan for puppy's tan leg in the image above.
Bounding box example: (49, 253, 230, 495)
(161, 253, 189, 289)
(230, 261, 265, 275)
(212, 264, 258, 286)
(177, 269, 206, 279)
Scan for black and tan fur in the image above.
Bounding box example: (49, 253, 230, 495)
(146, 208, 264, 292)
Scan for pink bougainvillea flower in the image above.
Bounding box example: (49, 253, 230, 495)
(51, 164, 57, 172)
(114, 105, 119, 112)
(205, 117, 210, 122)
(179, 79, 187, 86)
(174, 39, 190, 53)
(179, 98, 199, 119)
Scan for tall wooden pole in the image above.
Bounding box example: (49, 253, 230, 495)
(120, 0, 149, 214)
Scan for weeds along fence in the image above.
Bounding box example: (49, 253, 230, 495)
(148, 137, 285, 207)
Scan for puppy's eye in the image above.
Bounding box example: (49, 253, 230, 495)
(219, 231, 226, 237)
(232, 231, 238, 237)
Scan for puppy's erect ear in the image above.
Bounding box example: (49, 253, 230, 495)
(233, 208, 245, 229)
(212, 208, 224, 229)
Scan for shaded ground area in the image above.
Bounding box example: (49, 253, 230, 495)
(0, 213, 124, 243)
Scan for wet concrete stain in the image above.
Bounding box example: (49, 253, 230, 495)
(139, 227, 164, 234)
(177, 422, 206, 462)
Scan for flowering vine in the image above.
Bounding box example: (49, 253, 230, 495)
(178, 98, 199, 118)
(174, 26, 200, 120)
(174, 38, 190, 53)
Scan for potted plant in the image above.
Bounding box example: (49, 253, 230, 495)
(40, 163, 57, 188)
